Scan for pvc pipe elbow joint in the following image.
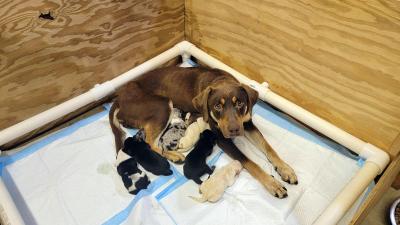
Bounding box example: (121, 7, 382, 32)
(360, 143, 390, 174)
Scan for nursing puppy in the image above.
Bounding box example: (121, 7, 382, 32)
(117, 157, 150, 195)
(190, 160, 242, 203)
(159, 108, 187, 151)
(123, 131, 173, 176)
(178, 117, 210, 152)
(183, 130, 217, 184)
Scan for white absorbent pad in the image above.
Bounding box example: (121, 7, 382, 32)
(0, 101, 371, 225)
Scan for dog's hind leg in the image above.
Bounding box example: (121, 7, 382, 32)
(141, 97, 185, 164)
(144, 123, 186, 163)
(116, 83, 185, 163)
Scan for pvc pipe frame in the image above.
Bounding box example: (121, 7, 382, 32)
(0, 179, 25, 225)
(0, 41, 390, 225)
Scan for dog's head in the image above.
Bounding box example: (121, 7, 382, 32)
(123, 135, 148, 156)
(192, 82, 258, 138)
(200, 129, 217, 143)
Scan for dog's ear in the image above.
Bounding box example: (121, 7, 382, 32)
(192, 87, 212, 123)
(241, 84, 259, 115)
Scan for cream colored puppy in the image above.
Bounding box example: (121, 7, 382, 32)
(189, 160, 242, 203)
(178, 117, 210, 152)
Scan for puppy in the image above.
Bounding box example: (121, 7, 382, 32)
(178, 117, 210, 152)
(123, 131, 173, 176)
(117, 157, 150, 195)
(159, 108, 187, 151)
(190, 160, 242, 203)
(183, 130, 217, 184)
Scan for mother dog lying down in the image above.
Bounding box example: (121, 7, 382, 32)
(109, 66, 297, 198)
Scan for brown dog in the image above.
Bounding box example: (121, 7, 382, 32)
(109, 66, 297, 198)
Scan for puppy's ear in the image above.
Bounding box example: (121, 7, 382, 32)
(241, 84, 258, 115)
(192, 87, 212, 122)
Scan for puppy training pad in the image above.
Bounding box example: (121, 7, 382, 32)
(0, 111, 180, 225)
(158, 104, 367, 225)
(0, 100, 370, 225)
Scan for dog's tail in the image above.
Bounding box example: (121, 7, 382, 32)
(109, 101, 126, 154)
(188, 195, 207, 203)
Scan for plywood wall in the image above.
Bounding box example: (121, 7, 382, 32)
(0, 0, 183, 130)
(186, 0, 400, 156)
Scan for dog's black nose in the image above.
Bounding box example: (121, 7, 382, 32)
(228, 124, 240, 135)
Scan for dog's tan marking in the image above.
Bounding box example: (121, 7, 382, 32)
(210, 111, 219, 124)
(232, 96, 237, 103)
(242, 111, 251, 122)
(220, 98, 225, 105)
(243, 105, 248, 115)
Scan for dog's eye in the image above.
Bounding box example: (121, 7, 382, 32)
(236, 101, 244, 108)
(214, 104, 222, 111)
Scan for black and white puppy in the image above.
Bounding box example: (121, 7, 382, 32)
(183, 130, 217, 184)
(123, 130, 173, 176)
(117, 157, 150, 195)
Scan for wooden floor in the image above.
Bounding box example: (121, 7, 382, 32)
(361, 187, 399, 225)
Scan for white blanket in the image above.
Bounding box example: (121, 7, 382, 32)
(1, 103, 368, 225)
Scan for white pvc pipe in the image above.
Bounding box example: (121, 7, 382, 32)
(0, 178, 25, 225)
(179, 41, 253, 85)
(0, 45, 182, 146)
(263, 91, 366, 153)
(313, 162, 380, 225)
(261, 92, 389, 173)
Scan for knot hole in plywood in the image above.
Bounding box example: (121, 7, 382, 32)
(39, 11, 55, 20)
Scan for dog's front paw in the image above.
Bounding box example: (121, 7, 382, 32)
(275, 162, 298, 185)
(264, 176, 288, 199)
(164, 151, 185, 164)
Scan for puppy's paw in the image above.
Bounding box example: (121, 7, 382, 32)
(164, 151, 185, 164)
(264, 176, 288, 199)
(275, 162, 298, 185)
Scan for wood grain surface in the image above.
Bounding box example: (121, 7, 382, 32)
(0, 0, 183, 130)
(185, 0, 400, 156)
(351, 154, 400, 224)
